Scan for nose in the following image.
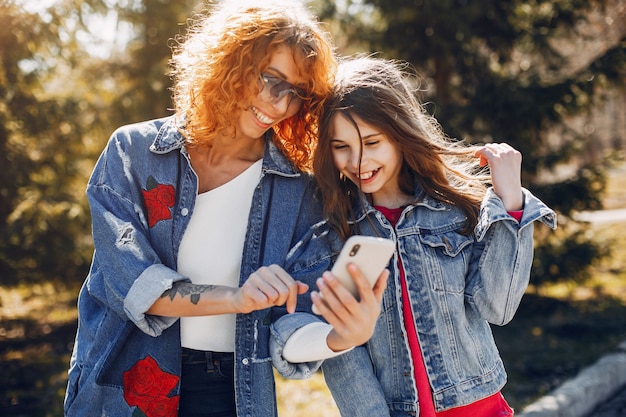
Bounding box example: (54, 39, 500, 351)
(348, 149, 363, 171)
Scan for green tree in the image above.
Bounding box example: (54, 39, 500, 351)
(0, 0, 94, 286)
(81, 0, 205, 124)
(320, 0, 625, 285)
(0, 0, 205, 287)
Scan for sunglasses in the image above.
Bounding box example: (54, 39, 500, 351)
(258, 73, 312, 106)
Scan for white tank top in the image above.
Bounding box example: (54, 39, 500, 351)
(178, 159, 262, 352)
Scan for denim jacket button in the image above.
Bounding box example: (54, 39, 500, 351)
(242, 358, 249, 365)
(181, 208, 189, 216)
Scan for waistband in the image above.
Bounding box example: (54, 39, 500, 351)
(181, 347, 234, 364)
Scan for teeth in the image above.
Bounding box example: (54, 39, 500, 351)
(358, 170, 376, 180)
(251, 107, 275, 125)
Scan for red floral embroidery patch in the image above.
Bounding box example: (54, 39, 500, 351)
(123, 355, 180, 417)
(142, 176, 175, 228)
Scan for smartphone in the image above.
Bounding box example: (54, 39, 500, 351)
(313, 235, 395, 314)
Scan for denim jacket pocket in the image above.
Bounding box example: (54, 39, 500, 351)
(418, 231, 473, 294)
(95, 320, 136, 388)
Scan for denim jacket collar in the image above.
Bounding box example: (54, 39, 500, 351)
(348, 185, 446, 225)
(148, 117, 186, 153)
(149, 118, 299, 177)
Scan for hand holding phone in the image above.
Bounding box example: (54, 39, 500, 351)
(312, 235, 394, 314)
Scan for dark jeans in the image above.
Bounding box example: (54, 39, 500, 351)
(178, 348, 236, 417)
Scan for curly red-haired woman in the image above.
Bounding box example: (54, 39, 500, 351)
(64, 1, 340, 416)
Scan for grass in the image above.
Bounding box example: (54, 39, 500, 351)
(276, 372, 339, 417)
(0, 284, 77, 417)
(2, 164, 626, 417)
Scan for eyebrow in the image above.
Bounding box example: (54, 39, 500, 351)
(265, 67, 288, 79)
(266, 66, 305, 87)
(361, 132, 383, 140)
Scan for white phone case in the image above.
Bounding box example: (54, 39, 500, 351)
(313, 235, 395, 314)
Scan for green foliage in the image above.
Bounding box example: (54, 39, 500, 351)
(533, 166, 606, 215)
(90, 0, 204, 122)
(0, 1, 93, 285)
(0, 0, 205, 286)
(321, 0, 625, 286)
(531, 224, 607, 287)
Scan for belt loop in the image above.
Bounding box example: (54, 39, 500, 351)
(205, 351, 215, 373)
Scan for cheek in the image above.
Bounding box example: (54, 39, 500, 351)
(284, 106, 300, 120)
(283, 101, 304, 120)
(331, 150, 344, 169)
(382, 146, 403, 168)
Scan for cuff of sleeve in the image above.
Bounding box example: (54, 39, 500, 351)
(123, 263, 187, 336)
(283, 322, 354, 363)
(271, 313, 324, 379)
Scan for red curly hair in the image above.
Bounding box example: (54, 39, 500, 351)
(170, 0, 336, 172)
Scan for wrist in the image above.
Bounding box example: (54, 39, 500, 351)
(501, 190, 524, 212)
(326, 329, 354, 352)
(227, 287, 252, 314)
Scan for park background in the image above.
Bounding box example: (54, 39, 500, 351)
(1, 0, 625, 416)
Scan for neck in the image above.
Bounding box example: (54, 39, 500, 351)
(370, 191, 413, 209)
(200, 133, 266, 165)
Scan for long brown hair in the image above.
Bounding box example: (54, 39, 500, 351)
(170, 0, 336, 172)
(314, 57, 488, 239)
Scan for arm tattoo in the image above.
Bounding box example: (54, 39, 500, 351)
(161, 283, 218, 305)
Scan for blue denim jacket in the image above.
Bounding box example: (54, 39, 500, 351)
(272, 186, 556, 416)
(64, 116, 325, 417)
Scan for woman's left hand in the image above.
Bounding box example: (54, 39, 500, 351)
(474, 143, 524, 211)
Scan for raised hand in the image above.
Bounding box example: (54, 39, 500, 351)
(474, 143, 524, 211)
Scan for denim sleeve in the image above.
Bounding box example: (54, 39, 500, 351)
(467, 188, 557, 325)
(322, 346, 392, 416)
(283, 221, 337, 284)
(475, 187, 557, 239)
(87, 181, 187, 337)
(270, 312, 325, 379)
(270, 223, 345, 378)
(124, 264, 183, 335)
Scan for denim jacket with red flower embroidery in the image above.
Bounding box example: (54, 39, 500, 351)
(64, 116, 328, 417)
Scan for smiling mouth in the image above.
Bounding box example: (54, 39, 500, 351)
(250, 106, 276, 125)
(357, 169, 379, 180)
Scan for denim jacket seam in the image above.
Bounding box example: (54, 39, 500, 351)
(88, 183, 141, 213)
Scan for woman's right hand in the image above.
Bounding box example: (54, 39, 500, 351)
(474, 143, 524, 211)
(312, 264, 389, 352)
(235, 264, 309, 314)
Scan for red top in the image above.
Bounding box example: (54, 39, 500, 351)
(376, 206, 517, 416)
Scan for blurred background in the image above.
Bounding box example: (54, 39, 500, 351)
(1, 0, 625, 416)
